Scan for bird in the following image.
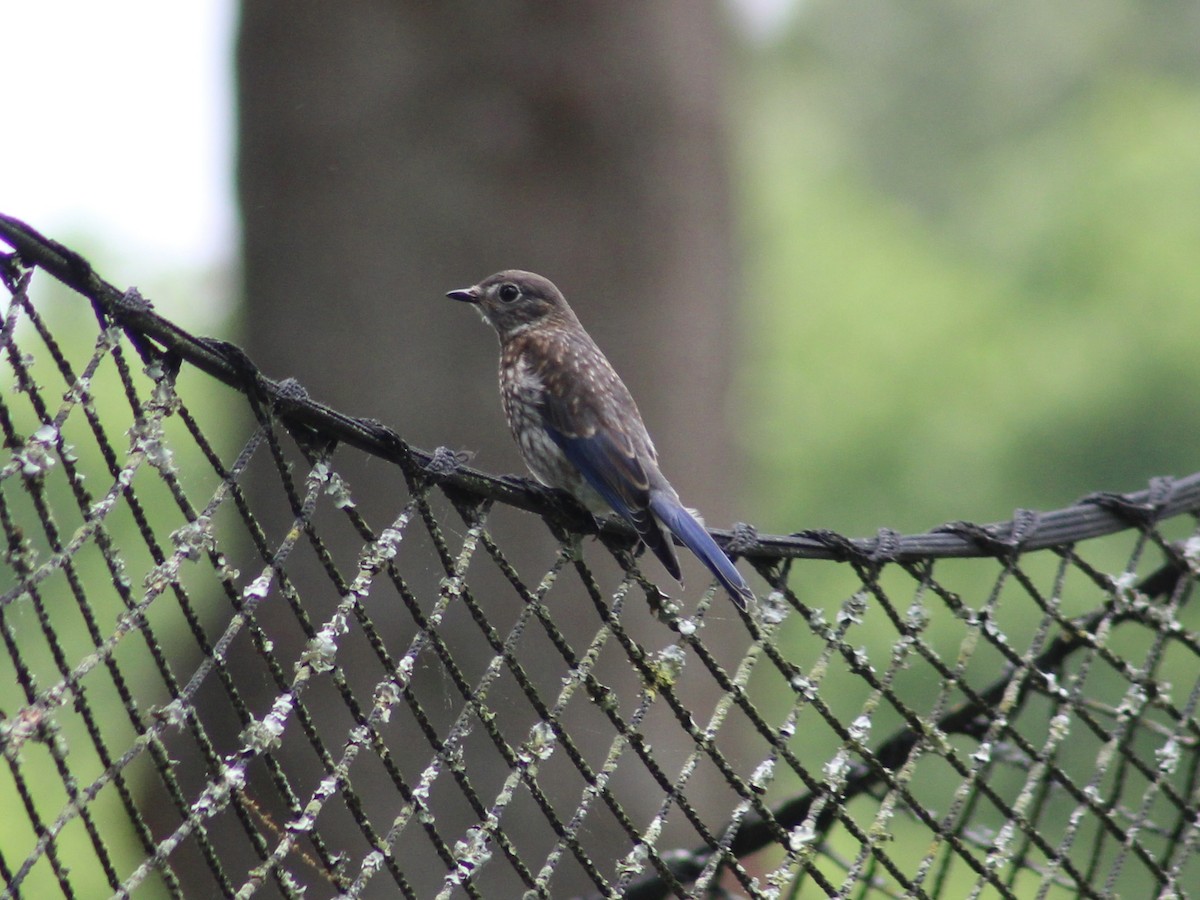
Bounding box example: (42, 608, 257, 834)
(447, 270, 754, 610)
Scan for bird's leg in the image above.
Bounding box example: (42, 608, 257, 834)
(545, 487, 601, 534)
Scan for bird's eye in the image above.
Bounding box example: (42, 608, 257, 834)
(497, 283, 520, 303)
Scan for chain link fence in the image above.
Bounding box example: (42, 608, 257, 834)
(2, 214, 1199, 898)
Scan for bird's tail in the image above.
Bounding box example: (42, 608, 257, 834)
(649, 492, 754, 610)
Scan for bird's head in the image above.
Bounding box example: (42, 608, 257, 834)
(447, 270, 576, 343)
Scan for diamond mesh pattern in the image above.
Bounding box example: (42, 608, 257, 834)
(2, 216, 1199, 899)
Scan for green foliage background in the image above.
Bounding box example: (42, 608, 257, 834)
(731, 6, 1200, 893)
(736, 2, 1200, 537)
(0, 270, 234, 899)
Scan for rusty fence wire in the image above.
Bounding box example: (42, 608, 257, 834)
(2, 214, 1199, 899)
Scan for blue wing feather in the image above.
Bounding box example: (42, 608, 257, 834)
(530, 338, 749, 607)
(550, 428, 639, 519)
(549, 427, 682, 581)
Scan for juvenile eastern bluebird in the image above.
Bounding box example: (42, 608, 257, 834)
(447, 270, 754, 610)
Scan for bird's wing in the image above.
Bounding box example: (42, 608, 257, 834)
(537, 359, 682, 581)
(548, 425, 683, 583)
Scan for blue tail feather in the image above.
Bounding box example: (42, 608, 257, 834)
(650, 493, 753, 610)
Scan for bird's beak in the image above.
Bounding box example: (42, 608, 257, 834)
(446, 287, 479, 303)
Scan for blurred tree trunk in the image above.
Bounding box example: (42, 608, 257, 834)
(238, 3, 738, 514)
(232, 2, 739, 894)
